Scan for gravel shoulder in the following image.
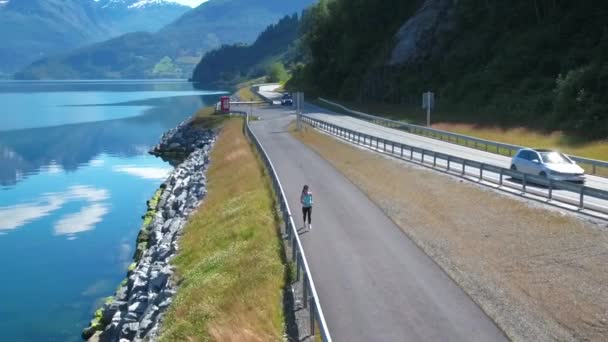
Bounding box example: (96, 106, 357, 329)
(292, 123, 608, 341)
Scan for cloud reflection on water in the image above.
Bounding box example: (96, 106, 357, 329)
(113, 165, 171, 180)
(54, 203, 109, 237)
(0, 186, 110, 236)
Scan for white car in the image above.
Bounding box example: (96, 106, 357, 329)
(510, 149, 586, 183)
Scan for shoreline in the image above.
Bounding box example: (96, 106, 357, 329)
(83, 118, 216, 341)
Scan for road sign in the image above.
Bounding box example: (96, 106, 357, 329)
(422, 91, 434, 110)
(422, 91, 434, 127)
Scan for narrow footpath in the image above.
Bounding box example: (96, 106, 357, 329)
(242, 103, 507, 341)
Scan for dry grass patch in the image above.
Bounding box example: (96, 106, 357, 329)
(160, 119, 285, 342)
(314, 99, 608, 162)
(291, 123, 608, 341)
(236, 86, 263, 102)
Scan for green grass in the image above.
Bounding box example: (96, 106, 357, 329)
(192, 106, 229, 130)
(313, 99, 608, 163)
(160, 119, 285, 341)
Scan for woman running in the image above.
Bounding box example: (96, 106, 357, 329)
(300, 185, 313, 230)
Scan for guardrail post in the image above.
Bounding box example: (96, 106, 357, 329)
(410, 146, 414, 160)
(522, 174, 527, 193)
(433, 153, 437, 167)
(303, 275, 308, 309)
(376, 137, 379, 149)
(292, 237, 297, 262)
(421, 150, 425, 164)
(462, 161, 466, 175)
(310, 298, 316, 336)
(548, 179, 553, 200)
(499, 169, 504, 186)
(479, 164, 484, 180)
(579, 187, 585, 209)
(285, 214, 291, 240)
(400, 144, 404, 157)
(593, 164, 597, 175)
(296, 253, 301, 281)
(447, 156, 451, 171)
(392, 142, 395, 154)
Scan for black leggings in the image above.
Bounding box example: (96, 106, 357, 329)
(302, 207, 312, 224)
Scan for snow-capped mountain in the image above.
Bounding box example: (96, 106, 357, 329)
(95, 0, 187, 10)
(95, 0, 189, 36)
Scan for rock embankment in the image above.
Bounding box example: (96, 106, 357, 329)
(150, 118, 215, 164)
(83, 119, 215, 341)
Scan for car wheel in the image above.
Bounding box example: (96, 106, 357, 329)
(510, 165, 517, 171)
(539, 171, 547, 178)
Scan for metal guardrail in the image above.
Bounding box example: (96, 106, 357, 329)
(243, 112, 333, 341)
(302, 115, 608, 217)
(318, 98, 608, 176)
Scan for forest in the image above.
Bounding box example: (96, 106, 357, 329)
(288, 0, 608, 139)
(191, 14, 300, 86)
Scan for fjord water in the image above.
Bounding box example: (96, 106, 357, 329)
(0, 81, 223, 341)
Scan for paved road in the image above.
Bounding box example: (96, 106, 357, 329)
(240, 103, 507, 341)
(293, 102, 608, 214)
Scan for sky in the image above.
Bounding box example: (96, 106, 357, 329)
(171, 0, 207, 7)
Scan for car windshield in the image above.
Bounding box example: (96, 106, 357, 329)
(540, 152, 572, 164)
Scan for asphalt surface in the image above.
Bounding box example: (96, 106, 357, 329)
(240, 102, 507, 341)
(296, 102, 608, 214)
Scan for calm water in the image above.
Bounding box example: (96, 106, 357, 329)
(0, 80, 225, 341)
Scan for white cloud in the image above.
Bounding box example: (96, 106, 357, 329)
(45, 162, 63, 174)
(54, 203, 109, 236)
(113, 165, 171, 180)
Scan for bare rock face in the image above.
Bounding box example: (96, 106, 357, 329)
(388, 0, 457, 66)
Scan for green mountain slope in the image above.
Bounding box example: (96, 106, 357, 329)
(0, 0, 188, 76)
(191, 14, 300, 86)
(16, 0, 316, 80)
(0, 0, 106, 74)
(290, 0, 608, 139)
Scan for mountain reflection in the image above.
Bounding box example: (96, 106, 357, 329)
(0, 94, 215, 187)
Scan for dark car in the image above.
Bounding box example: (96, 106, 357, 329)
(281, 93, 293, 106)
